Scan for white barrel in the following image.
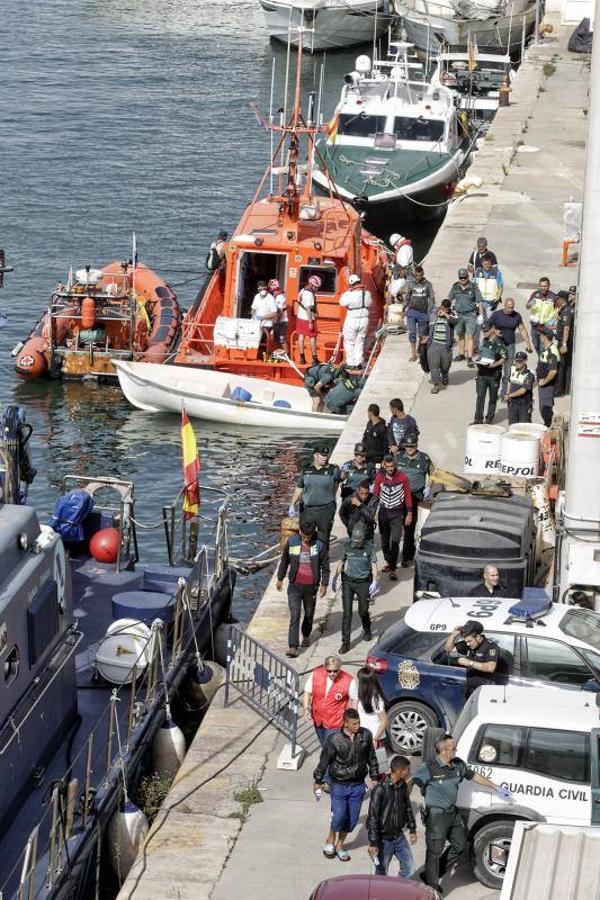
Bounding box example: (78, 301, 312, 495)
(386, 303, 404, 325)
(464, 424, 504, 475)
(500, 431, 540, 478)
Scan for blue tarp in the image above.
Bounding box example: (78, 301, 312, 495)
(50, 490, 94, 542)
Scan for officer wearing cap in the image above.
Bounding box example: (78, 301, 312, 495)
(536, 326, 560, 427)
(340, 443, 375, 500)
(472, 321, 506, 425)
(394, 434, 433, 567)
(506, 350, 535, 425)
(448, 268, 483, 368)
(443, 620, 500, 698)
(555, 290, 574, 397)
(324, 366, 366, 416)
(290, 446, 341, 547)
(304, 362, 340, 412)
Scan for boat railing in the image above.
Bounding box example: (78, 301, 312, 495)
(3, 504, 229, 900)
(179, 319, 217, 355)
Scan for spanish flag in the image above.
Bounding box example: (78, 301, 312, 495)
(326, 113, 339, 145)
(181, 406, 200, 520)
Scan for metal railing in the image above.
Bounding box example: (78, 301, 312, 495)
(225, 624, 302, 756)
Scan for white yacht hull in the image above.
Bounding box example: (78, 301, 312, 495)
(259, 0, 390, 50)
(114, 361, 346, 432)
(398, 3, 537, 55)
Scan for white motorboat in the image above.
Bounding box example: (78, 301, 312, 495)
(114, 361, 347, 432)
(394, 0, 537, 57)
(259, 0, 392, 51)
(429, 47, 516, 121)
(312, 42, 469, 219)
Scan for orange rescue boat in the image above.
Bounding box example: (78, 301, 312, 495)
(174, 28, 389, 385)
(15, 260, 181, 380)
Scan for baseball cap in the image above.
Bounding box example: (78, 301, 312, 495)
(481, 321, 493, 333)
(460, 620, 484, 637)
(458, 268, 469, 278)
(383, 453, 396, 463)
(556, 290, 569, 300)
(515, 350, 528, 361)
(569, 285, 577, 294)
(314, 445, 330, 456)
(404, 434, 418, 447)
(354, 442, 366, 454)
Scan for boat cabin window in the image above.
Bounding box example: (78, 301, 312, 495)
(392, 116, 444, 142)
(339, 113, 386, 139)
(299, 267, 337, 296)
(236, 251, 288, 318)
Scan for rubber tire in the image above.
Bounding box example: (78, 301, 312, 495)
(387, 700, 438, 755)
(471, 819, 518, 890)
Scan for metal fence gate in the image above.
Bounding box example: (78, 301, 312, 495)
(224, 624, 301, 755)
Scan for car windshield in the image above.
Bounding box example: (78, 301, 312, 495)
(559, 608, 600, 652)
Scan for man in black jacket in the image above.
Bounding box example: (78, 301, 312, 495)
(314, 708, 379, 861)
(276, 520, 329, 658)
(367, 756, 418, 877)
(339, 480, 378, 541)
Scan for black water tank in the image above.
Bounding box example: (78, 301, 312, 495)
(414, 492, 535, 597)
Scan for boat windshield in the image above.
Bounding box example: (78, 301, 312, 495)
(393, 116, 445, 142)
(339, 113, 386, 139)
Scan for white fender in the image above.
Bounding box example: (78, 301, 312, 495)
(107, 800, 148, 879)
(152, 719, 186, 779)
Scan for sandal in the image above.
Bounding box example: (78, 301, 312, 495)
(335, 848, 351, 862)
(323, 843, 336, 859)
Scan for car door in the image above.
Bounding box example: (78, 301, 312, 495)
(521, 636, 598, 689)
(591, 729, 600, 825)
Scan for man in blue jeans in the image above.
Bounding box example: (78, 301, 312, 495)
(404, 265, 435, 362)
(367, 756, 418, 876)
(313, 708, 379, 861)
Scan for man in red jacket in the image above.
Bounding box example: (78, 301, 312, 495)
(373, 455, 413, 581)
(303, 655, 357, 751)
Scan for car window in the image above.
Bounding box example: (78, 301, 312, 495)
(523, 637, 593, 685)
(471, 724, 526, 767)
(388, 628, 441, 658)
(581, 649, 600, 678)
(487, 633, 516, 676)
(524, 729, 589, 784)
(559, 608, 600, 651)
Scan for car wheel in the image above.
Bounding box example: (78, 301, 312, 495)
(387, 701, 438, 754)
(472, 819, 518, 889)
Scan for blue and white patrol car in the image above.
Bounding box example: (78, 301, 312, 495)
(367, 595, 600, 754)
(453, 684, 600, 889)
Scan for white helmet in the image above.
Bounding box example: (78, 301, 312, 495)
(389, 233, 403, 247)
(348, 274, 360, 286)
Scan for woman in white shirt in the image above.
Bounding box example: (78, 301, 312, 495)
(356, 666, 388, 746)
(251, 281, 277, 330)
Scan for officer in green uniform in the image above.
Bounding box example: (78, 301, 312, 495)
(290, 446, 341, 547)
(336, 534, 378, 654)
(472, 322, 506, 425)
(412, 734, 505, 892)
(394, 434, 433, 567)
(506, 350, 535, 425)
(324, 367, 366, 415)
(340, 443, 375, 499)
(536, 326, 560, 427)
(303, 362, 339, 412)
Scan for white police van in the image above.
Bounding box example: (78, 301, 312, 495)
(453, 685, 600, 889)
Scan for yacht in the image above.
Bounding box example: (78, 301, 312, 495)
(259, 0, 392, 51)
(312, 42, 469, 219)
(429, 46, 516, 123)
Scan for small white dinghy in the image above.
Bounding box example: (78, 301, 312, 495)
(114, 361, 347, 433)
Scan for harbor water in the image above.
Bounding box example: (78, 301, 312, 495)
(0, 0, 437, 620)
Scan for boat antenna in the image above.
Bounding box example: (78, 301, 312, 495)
(372, 0, 378, 64)
(280, 15, 293, 184)
(131, 231, 137, 291)
(269, 57, 276, 195)
(316, 58, 326, 128)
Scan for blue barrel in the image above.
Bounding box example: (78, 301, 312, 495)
(231, 386, 252, 402)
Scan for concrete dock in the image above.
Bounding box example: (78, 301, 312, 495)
(118, 21, 587, 900)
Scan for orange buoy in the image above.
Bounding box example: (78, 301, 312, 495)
(90, 528, 120, 563)
(81, 296, 96, 329)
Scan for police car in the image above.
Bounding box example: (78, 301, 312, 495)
(366, 595, 600, 754)
(452, 684, 600, 889)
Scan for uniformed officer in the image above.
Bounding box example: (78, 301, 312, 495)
(303, 362, 340, 412)
(336, 535, 378, 654)
(324, 367, 366, 416)
(555, 291, 575, 397)
(472, 322, 506, 425)
(506, 350, 535, 425)
(412, 733, 505, 893)
(290, 446, 341, 547)
(394, 434, 433, 567)
(536, 326, 560, 427)
(340, 443, 375, 500)
(443, 620, 500, 698)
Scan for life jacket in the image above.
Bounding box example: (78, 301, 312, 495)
(311, 665, 353, 728)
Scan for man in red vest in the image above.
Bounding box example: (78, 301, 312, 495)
(303, 655, 357, 753)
